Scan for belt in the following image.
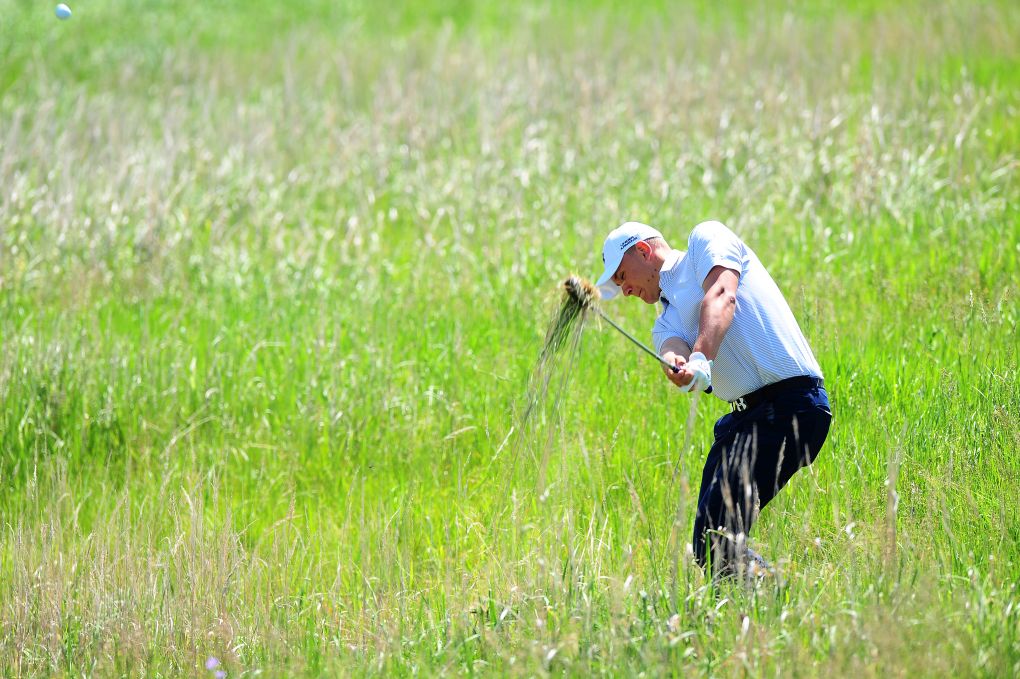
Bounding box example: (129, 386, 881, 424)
(729, 376, 824, 412)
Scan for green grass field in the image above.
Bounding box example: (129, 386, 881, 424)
(2, 0, 1018, 675)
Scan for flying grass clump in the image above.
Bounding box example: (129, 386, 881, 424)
(518, 274, 599, 432)
(539, 275, 600, 362)
(512, 274, 601, 485)
(563, 275, 600, 311)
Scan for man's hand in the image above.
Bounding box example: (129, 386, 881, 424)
(661, 351, 694, 389)
(680, 352, 712, 392)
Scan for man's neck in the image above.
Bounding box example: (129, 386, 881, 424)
(658, 248, 683, 273)
(648, 246, 668, 271)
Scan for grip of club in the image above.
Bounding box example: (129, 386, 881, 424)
(665, 362, 712, 393)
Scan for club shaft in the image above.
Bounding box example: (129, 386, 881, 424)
(594, 308, 678, 373)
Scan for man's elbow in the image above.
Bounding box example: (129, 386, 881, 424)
(714, 287, 737, 310)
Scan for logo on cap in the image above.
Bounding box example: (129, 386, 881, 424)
(619, 236, 638, 250)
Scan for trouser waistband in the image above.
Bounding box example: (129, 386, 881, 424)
(729, 376, 824, 412)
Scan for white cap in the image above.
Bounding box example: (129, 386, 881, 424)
(595, 221, 663, 299)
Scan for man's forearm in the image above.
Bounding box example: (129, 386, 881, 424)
(659, 337, 692, 360)
(693, 289, 736, 360)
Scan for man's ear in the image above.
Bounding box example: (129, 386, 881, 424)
(635, 240, 651, 259)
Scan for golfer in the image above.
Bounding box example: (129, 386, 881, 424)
(595, 220, 831, 578)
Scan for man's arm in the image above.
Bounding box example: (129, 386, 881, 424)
(659, 336, 693, 389)
(692, 265, 740, 360)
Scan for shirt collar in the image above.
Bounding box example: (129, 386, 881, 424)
(658, 249, 684, 306)
(660, 249, 684, 277)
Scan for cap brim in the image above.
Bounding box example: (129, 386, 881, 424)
(595, 251, 624, 301)
(598, 281, 620, 300)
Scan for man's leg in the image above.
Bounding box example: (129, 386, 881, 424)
(755, 402, 832, 510)
(692, 421, 761, 576)
(691, 412, 737, 570)
(692, 399, 831, 576)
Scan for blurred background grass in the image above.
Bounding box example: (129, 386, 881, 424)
(1, 0, 1018, 676)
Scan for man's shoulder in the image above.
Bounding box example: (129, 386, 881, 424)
(688, 220, 738, 245)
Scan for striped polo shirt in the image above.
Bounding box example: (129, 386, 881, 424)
(651, 221, 822, 402)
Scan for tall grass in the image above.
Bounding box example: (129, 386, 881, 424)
(1, 0, 1018, 675)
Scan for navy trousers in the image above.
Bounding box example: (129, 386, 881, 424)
(692, 382, 831, 573)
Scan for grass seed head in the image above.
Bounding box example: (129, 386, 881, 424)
(563, 275, 599, 312)
(538, 275, 598, 363)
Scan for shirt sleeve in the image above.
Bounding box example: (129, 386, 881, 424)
(687, 220, 745, 285)
(652, 307, 683, 354)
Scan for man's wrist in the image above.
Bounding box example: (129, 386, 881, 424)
(683, 352, 713, 393)
(691, 343, 713, 361)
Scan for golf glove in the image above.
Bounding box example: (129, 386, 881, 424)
(682, 352, 712, 393)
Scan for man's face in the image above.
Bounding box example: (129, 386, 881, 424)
(611, 242, 660, 304)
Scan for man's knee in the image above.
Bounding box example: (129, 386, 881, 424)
(692, 523, 708, 568)
(692, 487, 759, 570)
